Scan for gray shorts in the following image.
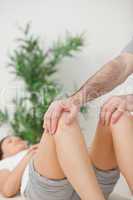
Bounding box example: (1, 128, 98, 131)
(24, 160, 120, 200)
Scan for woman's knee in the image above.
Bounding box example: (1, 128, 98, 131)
(57, 112, 78, 131)
(109, 112, 133, 131)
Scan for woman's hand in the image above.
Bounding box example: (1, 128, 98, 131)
(26, 144, 39, 160)
(100, 95, 133, 125)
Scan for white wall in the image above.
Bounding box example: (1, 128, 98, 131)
(0, 0, 133, 198)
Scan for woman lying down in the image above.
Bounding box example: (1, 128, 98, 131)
(0, 111, 133, 200)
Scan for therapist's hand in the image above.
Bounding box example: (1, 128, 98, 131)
(43, 98, 80, 134)
(100, 95, 133, 125)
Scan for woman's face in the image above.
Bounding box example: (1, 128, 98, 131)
(1, 136, 28, 158)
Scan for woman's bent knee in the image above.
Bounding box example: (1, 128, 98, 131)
(57, 112, 78, 131)
(110, 112, 133, 130)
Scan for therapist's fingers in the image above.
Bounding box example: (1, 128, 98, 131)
(100, 106, 108, 125)
(100, 99, 113, 125)
(43, 101, 60, 133)
(104, 106, 117, 126)
(105, 111, 112, 126)
(65, 105, 79, 124)
(51, 107, 63, 134)
(100, 97, 120, 125)
(110, 110, 124, 124)
(111, 101, 126, 124)
(44, 107, 54, 134)
(43, 118, 48, 133)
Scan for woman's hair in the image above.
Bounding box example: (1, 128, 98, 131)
(0, 136, 9, 160)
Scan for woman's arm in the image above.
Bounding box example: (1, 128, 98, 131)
(1, 146, 37, 198)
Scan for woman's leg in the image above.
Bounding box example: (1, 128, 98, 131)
(34, 113, 105, 200)
(90, 121, 117, 170)
(89, 119, 119, 199)
(110, 112, 133, 193)
(90, 111, 133, 194)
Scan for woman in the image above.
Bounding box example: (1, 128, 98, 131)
(0, 111, 132, 199)
(0, 136, 39, 197)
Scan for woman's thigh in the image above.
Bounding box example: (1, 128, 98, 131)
(110, 112, 133, 190)
(89, 120, 117, 170)
(25, 159, 79, 200)
(34, 132, 65, 180)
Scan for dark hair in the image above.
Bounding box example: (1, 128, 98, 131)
(0, 136, 9, 160)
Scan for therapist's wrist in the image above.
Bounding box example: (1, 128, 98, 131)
(69, 92, 86, 108)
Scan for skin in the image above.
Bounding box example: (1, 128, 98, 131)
(91, 112, 133, 194)
(43, 52, 133, 134)
(1, 136, 29, 159)
(110, 113, 133, 193)
(0, 136, 38, 197)
(0, 112, 133, 198)
(35, 111, 133, 199)
(100, 94, 133, 126)
(34, 113, 109, 200)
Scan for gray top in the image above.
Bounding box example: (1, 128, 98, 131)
(122, 38, 133, 54)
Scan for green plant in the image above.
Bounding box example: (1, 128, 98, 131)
(0, 110, 8, 126)
(0, 24, 85, 144)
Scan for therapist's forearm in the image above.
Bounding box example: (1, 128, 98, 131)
(70, 55, 133, 106)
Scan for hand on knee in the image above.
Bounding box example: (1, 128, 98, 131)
(56, 112, 78, 132)
(109, 111, 132, 131)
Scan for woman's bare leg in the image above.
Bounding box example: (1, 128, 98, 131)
(90, 111, 133, 194)
(90, 121, 117, 170)
(34, 113, 105, 200)
(110, 112, 133, 193)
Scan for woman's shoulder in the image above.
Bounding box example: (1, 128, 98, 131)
(0, 149, 28, 171)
